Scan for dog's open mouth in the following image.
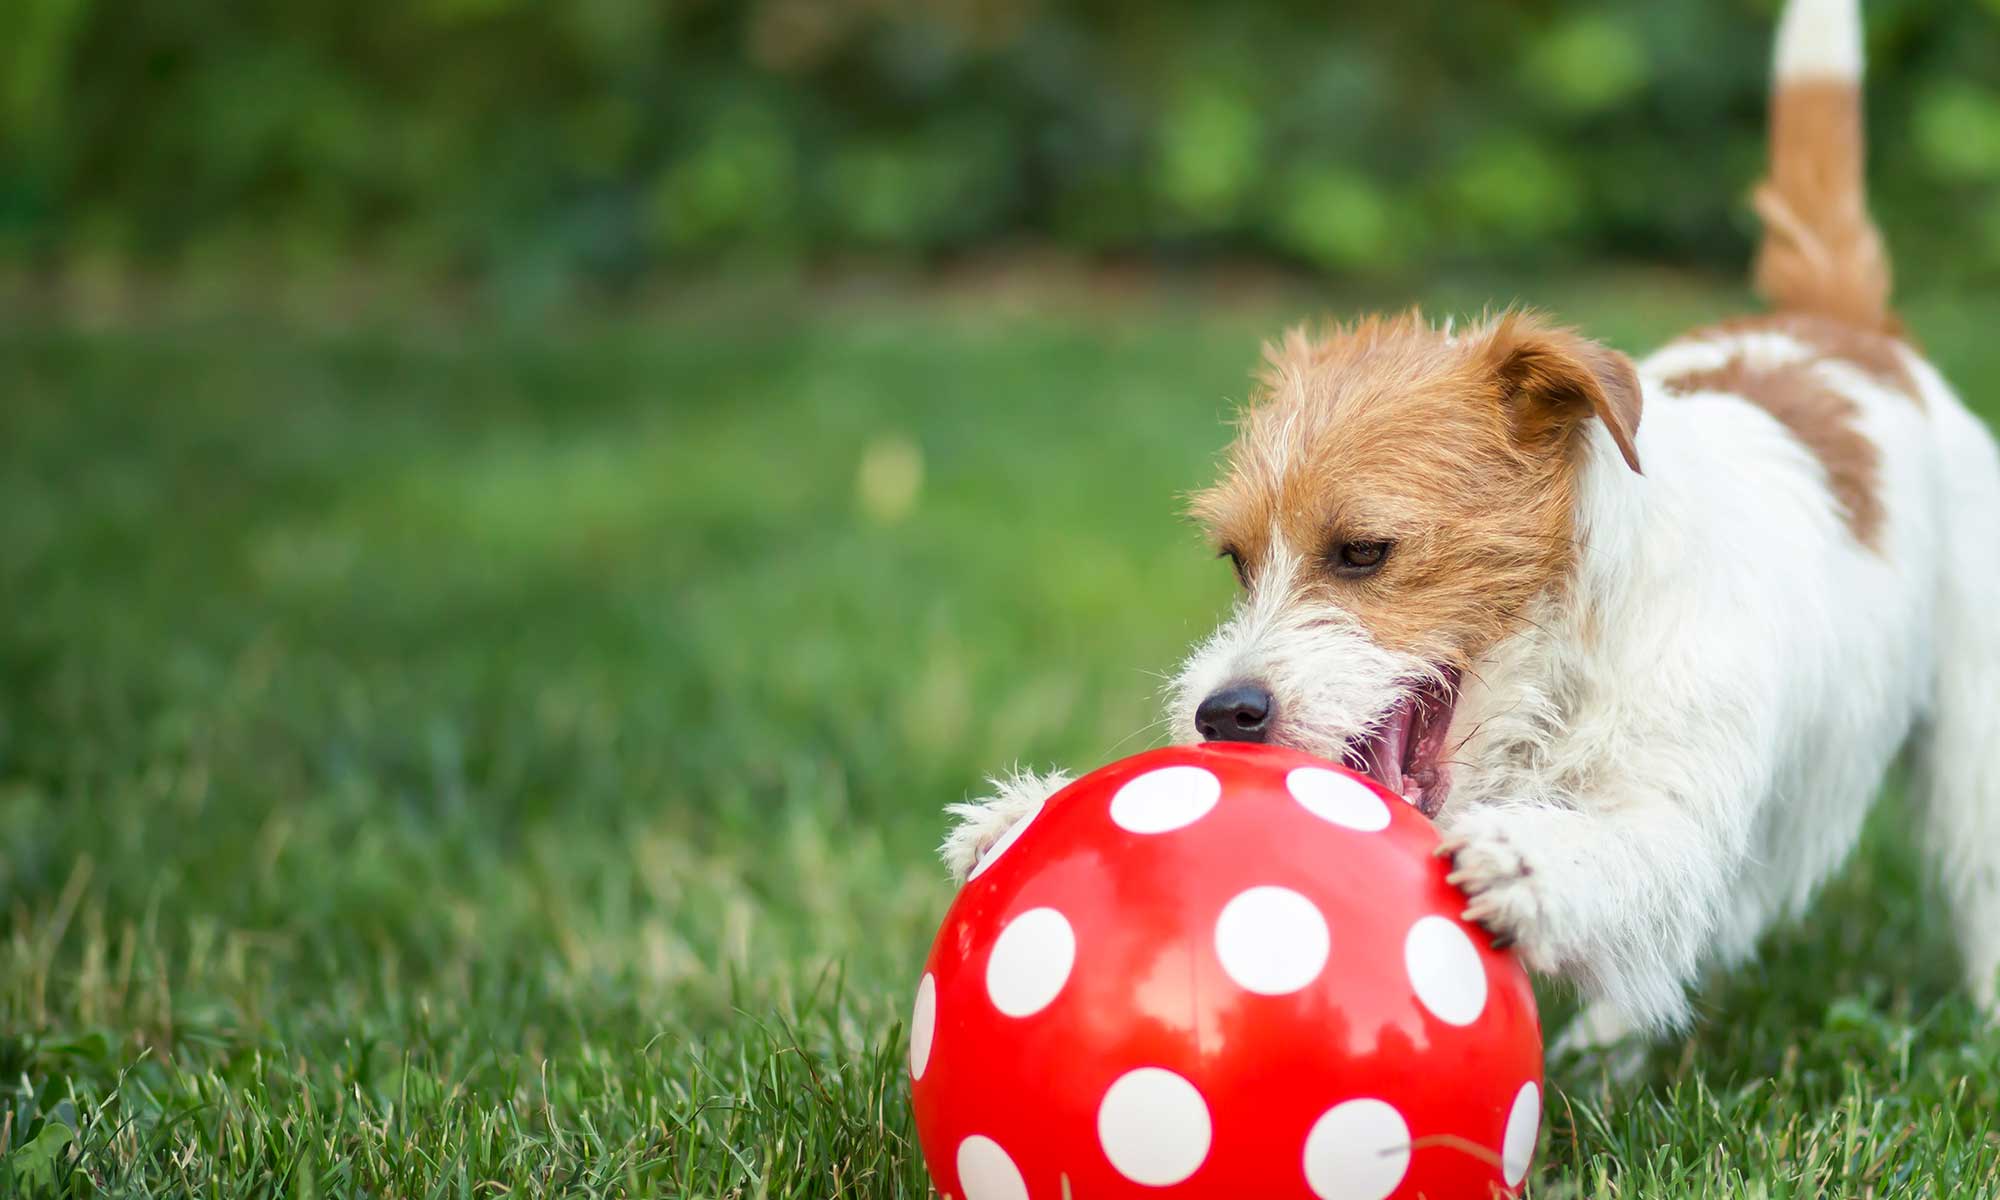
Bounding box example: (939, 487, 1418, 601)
(1343, 670, 1460, 818)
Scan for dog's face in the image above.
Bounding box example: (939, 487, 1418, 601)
(1169, 311, 1642, 815)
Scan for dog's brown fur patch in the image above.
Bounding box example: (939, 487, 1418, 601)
(1706, 312, 1920, 404)
(1192, 312, 1639, 666)
(1663, 357, 1884, 547)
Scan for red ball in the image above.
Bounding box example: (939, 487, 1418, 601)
(909, 742, 1543, 1200)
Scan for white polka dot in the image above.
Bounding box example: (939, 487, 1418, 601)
(1502, 1081, 1541, 1187)
(908, 974, 936, 1081)
(956, 1135, 1029, 1200)
(1404, 914, 1488, 1026)
(985, 907, 1076, 1017)
(1287, 766, 1393, 830)
(1096, 1068, 1212, 1185)
(968, 797, 1044, 881)
(1109, 765, 1221, 834)
(1213, 886, 1331, 995)
(1302, 1098, 1411, 1200)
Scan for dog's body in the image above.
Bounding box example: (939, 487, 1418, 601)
(944, 0, 2000, 1044)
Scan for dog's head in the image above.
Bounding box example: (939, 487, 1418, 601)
(1170, 310, 1642, 815)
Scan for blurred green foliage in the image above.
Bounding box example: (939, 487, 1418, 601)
(3, 0, 1998, 294)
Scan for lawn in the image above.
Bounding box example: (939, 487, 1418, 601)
(6, 272, 2000, 1198)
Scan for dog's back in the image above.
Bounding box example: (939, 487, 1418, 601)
(1629, 0, 2000, 1004)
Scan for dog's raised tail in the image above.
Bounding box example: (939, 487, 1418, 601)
(1753, 0, 1893, 332)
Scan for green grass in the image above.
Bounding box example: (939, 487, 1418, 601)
(6, 273, 2000, 1198)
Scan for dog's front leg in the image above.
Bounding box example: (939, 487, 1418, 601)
(939, 767, 1073, 883)
(1436, 789, 1743, 1034)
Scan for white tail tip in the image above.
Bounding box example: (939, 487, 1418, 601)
(1775, 0, 1864, 81)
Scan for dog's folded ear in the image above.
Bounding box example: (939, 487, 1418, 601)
(1481, 313, 1644, 474)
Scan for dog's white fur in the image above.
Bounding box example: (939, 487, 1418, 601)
(1167, 541, 1450, 767)
(942, 0, 2000, 1045)
(1775, 0, 1863, 81)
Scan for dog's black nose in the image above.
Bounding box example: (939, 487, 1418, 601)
(1196, 684, 1274, 743)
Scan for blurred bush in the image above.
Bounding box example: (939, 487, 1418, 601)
(2, 0, 1997, 294)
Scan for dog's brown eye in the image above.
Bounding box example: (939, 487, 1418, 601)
(1219, 546, 1247, 588)
(1331, 540, 1392, 577)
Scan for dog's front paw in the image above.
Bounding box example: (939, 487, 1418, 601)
(1437, 812, 1544, 955)
(939, 767, 1072, 883)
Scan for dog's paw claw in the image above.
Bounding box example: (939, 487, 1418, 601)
(1441, 819, 1541, 951)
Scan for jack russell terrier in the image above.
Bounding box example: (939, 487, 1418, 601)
(942, 0, 2000, 1053)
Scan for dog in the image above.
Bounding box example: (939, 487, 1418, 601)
(941, 0, 2000, 1052)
